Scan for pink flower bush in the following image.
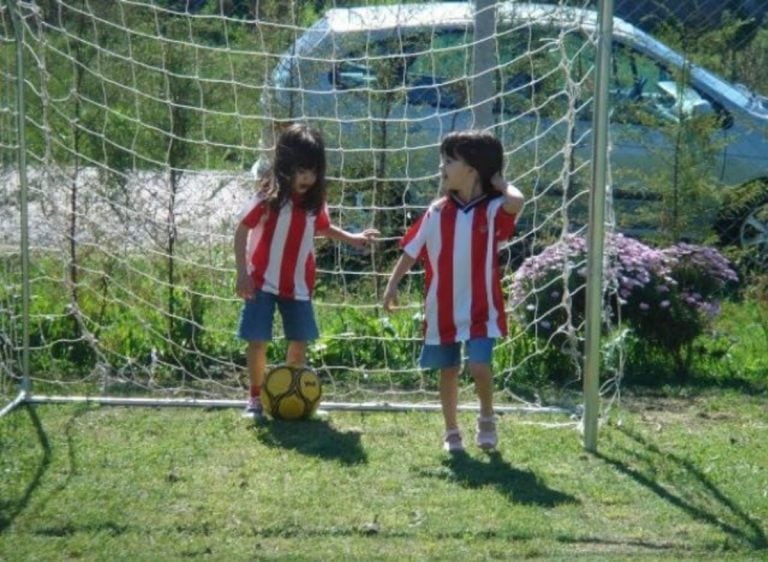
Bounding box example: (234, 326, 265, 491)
(510, 234, 738, 366)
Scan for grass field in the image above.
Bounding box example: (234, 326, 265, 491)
(1, 390, 766, 561)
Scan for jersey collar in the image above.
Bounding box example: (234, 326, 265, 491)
(449, 191, 489, 212)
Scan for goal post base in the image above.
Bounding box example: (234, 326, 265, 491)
(0, 390, 28, 419)
(19, 394, 575, 416)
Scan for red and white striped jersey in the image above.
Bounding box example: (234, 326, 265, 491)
(238, 192, 331, 300)
(401, 194, 517, 345)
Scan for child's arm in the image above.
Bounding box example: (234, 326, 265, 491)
(491, 173, 525, 215)
(317, 224, 380, 248)
(382, 253, 418, 312)
(234, 222, 254, 299)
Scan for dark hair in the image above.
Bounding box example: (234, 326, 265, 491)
(440, 130, 504, 198)
(262, 123, 327, 213)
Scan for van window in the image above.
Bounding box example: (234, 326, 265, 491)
(496, 25, 593, 119)
(404, 29, 471, 109)
(609, 42, 727, 127)
(331, 29, 471, 110)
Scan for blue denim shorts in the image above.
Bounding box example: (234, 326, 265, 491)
(419, 337, 495, 370)
(237, 289, 319, 342)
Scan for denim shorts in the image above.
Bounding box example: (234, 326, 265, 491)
(237, 289, 319, 342)
(419, 337, 495, 370)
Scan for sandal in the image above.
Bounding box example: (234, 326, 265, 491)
(475, 415, 498, 450)
(442, 428, 464, 453)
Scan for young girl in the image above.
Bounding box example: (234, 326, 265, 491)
(382, 130, 524, 452)
(235, 123, 378, 418)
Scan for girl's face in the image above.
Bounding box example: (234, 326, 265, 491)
(439, 153, 477, 195)
(291, 168, 318, 195)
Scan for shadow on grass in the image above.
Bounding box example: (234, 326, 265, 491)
(255, 418, 367, 465)
(425, 450, 578, 507)
(596, 425, 767, 550)
(0, 404, 51, 533)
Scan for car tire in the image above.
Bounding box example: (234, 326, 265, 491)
(715, 179, 768, 271)
(739, 201, 768, 271)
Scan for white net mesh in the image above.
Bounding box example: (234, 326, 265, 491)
(8, 0, 725, 412)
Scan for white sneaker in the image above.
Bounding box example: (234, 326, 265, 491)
(242, 397, 264, 420)
(442, 429, 464, 453)
(475, 415, 498, 450)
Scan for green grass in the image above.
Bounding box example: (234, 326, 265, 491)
(1, 391, 767, 561)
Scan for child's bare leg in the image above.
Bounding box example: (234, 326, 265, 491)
(440, 366, 465, 451)
(439, 366, 461, 430)
(469, 362, 497, 449)
(469, 362, 495, 417)
(285, 340, 308, 367)
(246, 340, 268, 405)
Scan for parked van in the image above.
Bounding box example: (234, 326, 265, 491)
(263, 2, 768, 257)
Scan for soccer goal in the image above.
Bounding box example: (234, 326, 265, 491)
(1, 0, 624, 435)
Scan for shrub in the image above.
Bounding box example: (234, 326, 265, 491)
(627, 243, 739, 368)
(509, 233, 739, 378)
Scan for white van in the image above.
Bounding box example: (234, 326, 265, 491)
(263, 2, 768, 252)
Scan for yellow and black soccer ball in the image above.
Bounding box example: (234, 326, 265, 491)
(260, 364, 322, 420)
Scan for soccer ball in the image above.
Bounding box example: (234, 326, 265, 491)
(260, 364, 322, 420)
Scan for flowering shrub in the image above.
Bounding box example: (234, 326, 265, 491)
(509, 234, 738, 373)
(508, 234, 590, 346)
(627, 243, 739, 360)
(509, 233, 668, 342)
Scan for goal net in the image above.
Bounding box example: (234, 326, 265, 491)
(2, 0, 632, 415)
